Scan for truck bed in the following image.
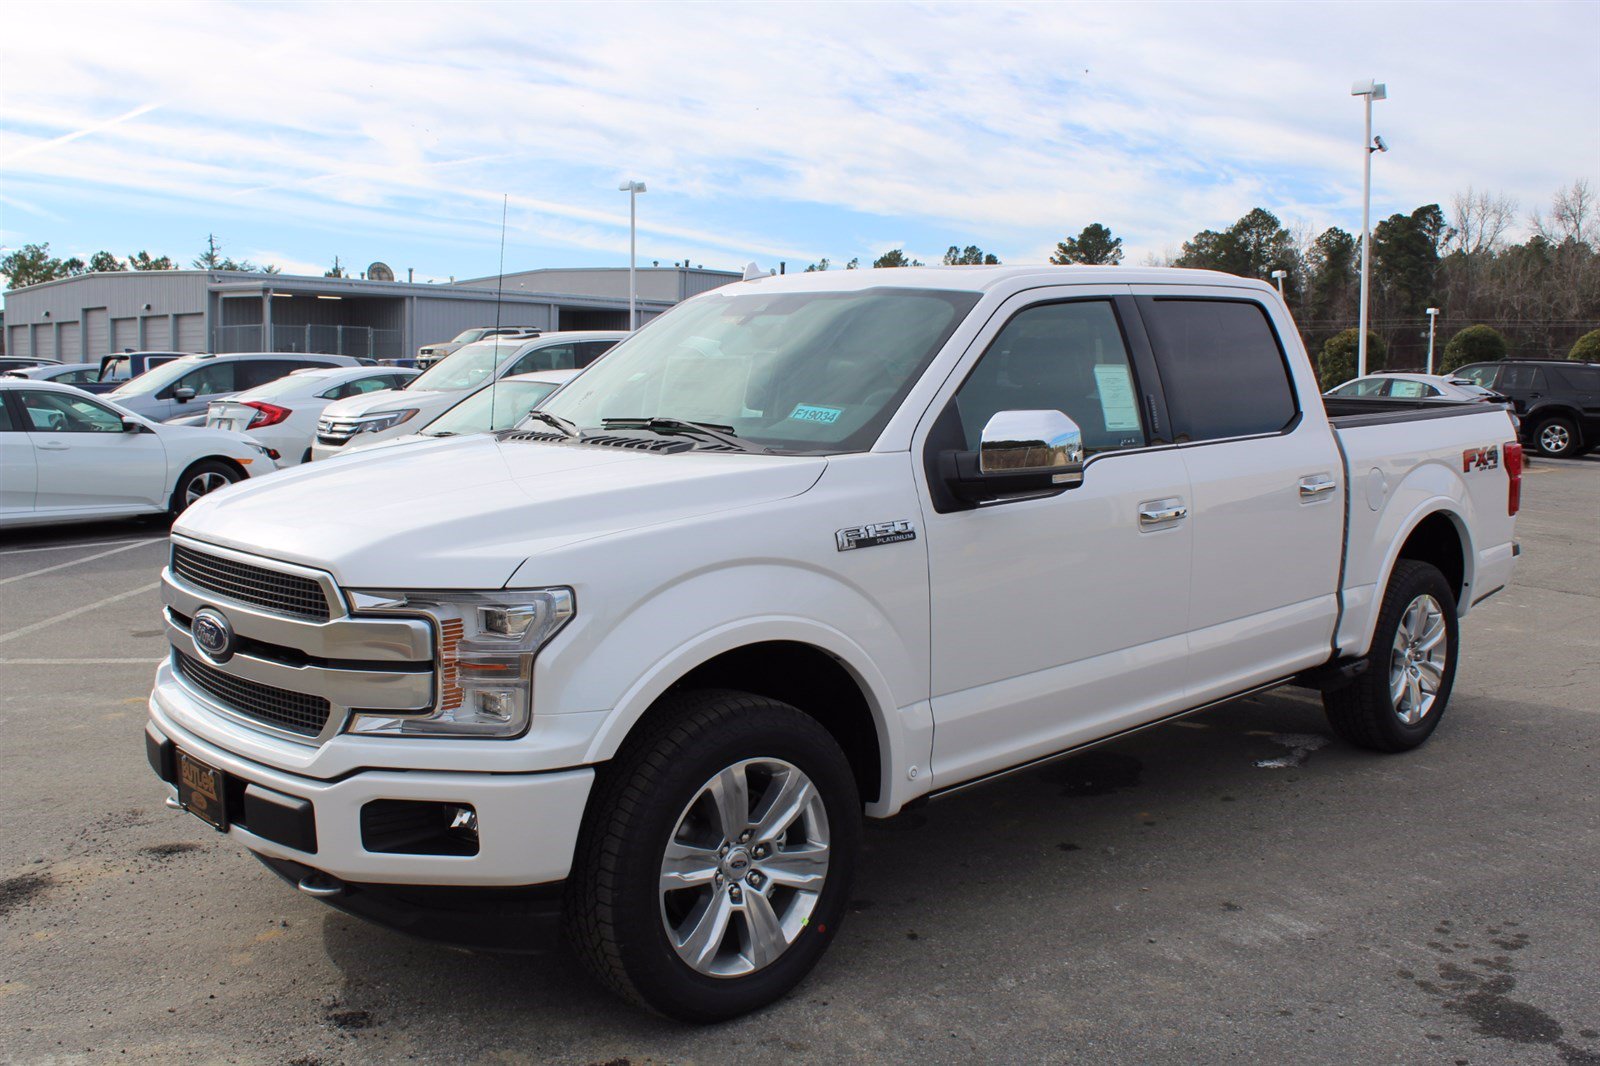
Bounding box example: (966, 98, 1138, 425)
(1322, 395, 1512, 426)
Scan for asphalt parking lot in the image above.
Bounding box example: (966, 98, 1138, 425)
(2, 455, 1597, 1065)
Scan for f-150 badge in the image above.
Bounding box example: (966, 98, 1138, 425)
(1462, 446, 1500, 473)
(836, 520, 917, 552)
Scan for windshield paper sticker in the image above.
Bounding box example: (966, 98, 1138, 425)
(789, 403, 843, 425)
(1092, 363, 1142, 432)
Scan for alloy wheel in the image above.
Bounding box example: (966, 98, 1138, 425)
(658, 757, 830, 978)
(1390, 593, 1448, 725)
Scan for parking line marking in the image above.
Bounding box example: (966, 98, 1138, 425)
(0, 539, 165, 586)
(0, 658, 165, 665)
(0, 581, 160, 645)
(0, 537, 163, 557)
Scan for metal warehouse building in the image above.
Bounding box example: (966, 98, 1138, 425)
(1, 265, 738, 362)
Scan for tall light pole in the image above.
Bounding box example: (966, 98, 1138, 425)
(618, 180, 647, 329)
(1425, 307, 1440, 374)
(1352, 79, 1387, 377)
(1271, 269, 1288, 299)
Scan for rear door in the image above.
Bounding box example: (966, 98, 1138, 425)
(920, 290, 1194, 785)
(1131, 289, 1344, 703)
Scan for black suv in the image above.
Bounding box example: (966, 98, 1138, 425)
(1456, 360, 1600, 458)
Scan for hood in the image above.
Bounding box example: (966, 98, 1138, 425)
(174, 434, 827, 588)
(320, 387, 452, 419)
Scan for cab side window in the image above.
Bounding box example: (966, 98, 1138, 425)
(950, 301, 1147, 457)
(1140, 298, 1296, 441)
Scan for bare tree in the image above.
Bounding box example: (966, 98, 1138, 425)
(1530, 179, 1598, 247)
(1449, 187, 1518, 256)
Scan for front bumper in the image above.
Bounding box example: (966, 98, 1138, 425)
(146, 697, 594, 888)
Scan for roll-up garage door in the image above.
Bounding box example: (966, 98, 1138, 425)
(7, 325, 28, 358)
(84, 309, 109, 356)
(175, 314, 206, 353)
(112, 317, 138, 352)
(58, 322, 81, 358)
(34, 325, 55, 359)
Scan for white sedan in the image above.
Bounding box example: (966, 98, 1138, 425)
(0, 379, 277, 530)
(204, 365, 419, 465)
(337, 370, 579, 458)
(1324, 372, 1503, 401)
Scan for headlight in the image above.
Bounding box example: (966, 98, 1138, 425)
(344, 588, 574, 738)
(354, 409, 419, 433)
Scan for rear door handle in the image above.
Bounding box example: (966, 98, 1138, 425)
(1299, 474, 1337, 499)
(1138, 498, 1189, 527)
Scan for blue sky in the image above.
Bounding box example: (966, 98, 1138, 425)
(2, 0, 1597, 287)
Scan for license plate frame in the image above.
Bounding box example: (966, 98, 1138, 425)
(176, 749, 229, 831)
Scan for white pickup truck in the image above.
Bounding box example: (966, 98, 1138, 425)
(144, 267, 1521, 1021)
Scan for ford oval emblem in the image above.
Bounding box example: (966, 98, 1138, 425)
(192, 608, 235, 663)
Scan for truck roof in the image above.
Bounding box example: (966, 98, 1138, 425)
(733, 264, 1272, 295)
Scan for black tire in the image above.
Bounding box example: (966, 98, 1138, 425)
(169, 459, 241, 516)
(1532, 414, 1580, 458)
(1323, 559, 1459, 753)
(565, 690, 861, 1022)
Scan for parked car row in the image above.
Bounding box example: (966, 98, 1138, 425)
(0, 333, 622, 529)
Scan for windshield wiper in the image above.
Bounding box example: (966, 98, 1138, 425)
(522, 410, 582, 438)
(601, 416, 771, 453)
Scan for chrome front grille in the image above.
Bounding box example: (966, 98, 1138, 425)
(171, 544, 332, 621)
(174, 650, 331, 737)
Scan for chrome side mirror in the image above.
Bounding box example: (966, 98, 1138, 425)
(979, 409, 1085, 487)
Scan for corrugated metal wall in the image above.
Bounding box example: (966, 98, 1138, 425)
(85, 308, 109, 354)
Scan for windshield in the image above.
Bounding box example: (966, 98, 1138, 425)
(450, 329, 488, 344)
(1452, 382, 1495, 397)
(107, 357, 203, 399)
(409, 340, 523, 392)
(425, 380, 562, 436)
(541, 288, 978, 453)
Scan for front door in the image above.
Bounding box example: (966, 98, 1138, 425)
(16, 389, 167, 514)
(919, 292, 1194, 787)
(0, 394, 38, 519)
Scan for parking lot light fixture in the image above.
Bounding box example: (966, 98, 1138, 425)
(618, 180, 647, 330)
(1426, 307, 1440, 374)
(1270, 269, 1288, 298)
(1352, 78, 1387, 377)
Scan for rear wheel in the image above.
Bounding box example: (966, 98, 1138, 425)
(565, 690, 860, 1022)
(1533, 414, 1580, 458)
(1323, 559, 1459, 752)
(170, 460, 241, 516)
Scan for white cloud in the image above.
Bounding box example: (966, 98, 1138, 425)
(0, 0, 1595, 270)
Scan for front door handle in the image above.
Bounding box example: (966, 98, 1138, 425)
(1299, 473, 1337, 499)
(1138, 498, 1189, 527)
(37, 440, 69, 451)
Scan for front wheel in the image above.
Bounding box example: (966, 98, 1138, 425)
(1323, 559, 1459, 752)
(170, 459, 241, 516)
(565, 690, 861, 1022)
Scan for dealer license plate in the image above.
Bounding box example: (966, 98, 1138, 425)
(176, 749, 229, 831)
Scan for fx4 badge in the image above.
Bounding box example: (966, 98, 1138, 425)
(1462, 445, 1500, 473)
(836, 519, 917, 552)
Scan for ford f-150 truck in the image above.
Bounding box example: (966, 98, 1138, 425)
(144, 267, 1521, 1021)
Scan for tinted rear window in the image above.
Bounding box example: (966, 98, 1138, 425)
(1140, 299, 1297, 442)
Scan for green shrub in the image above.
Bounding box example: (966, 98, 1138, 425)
(1569, 329, 1600, 362)
(1440, 324, 1507, 372)
(1317, 328, 1386, 389)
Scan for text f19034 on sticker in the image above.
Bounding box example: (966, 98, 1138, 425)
(836, 520, 917, 552)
